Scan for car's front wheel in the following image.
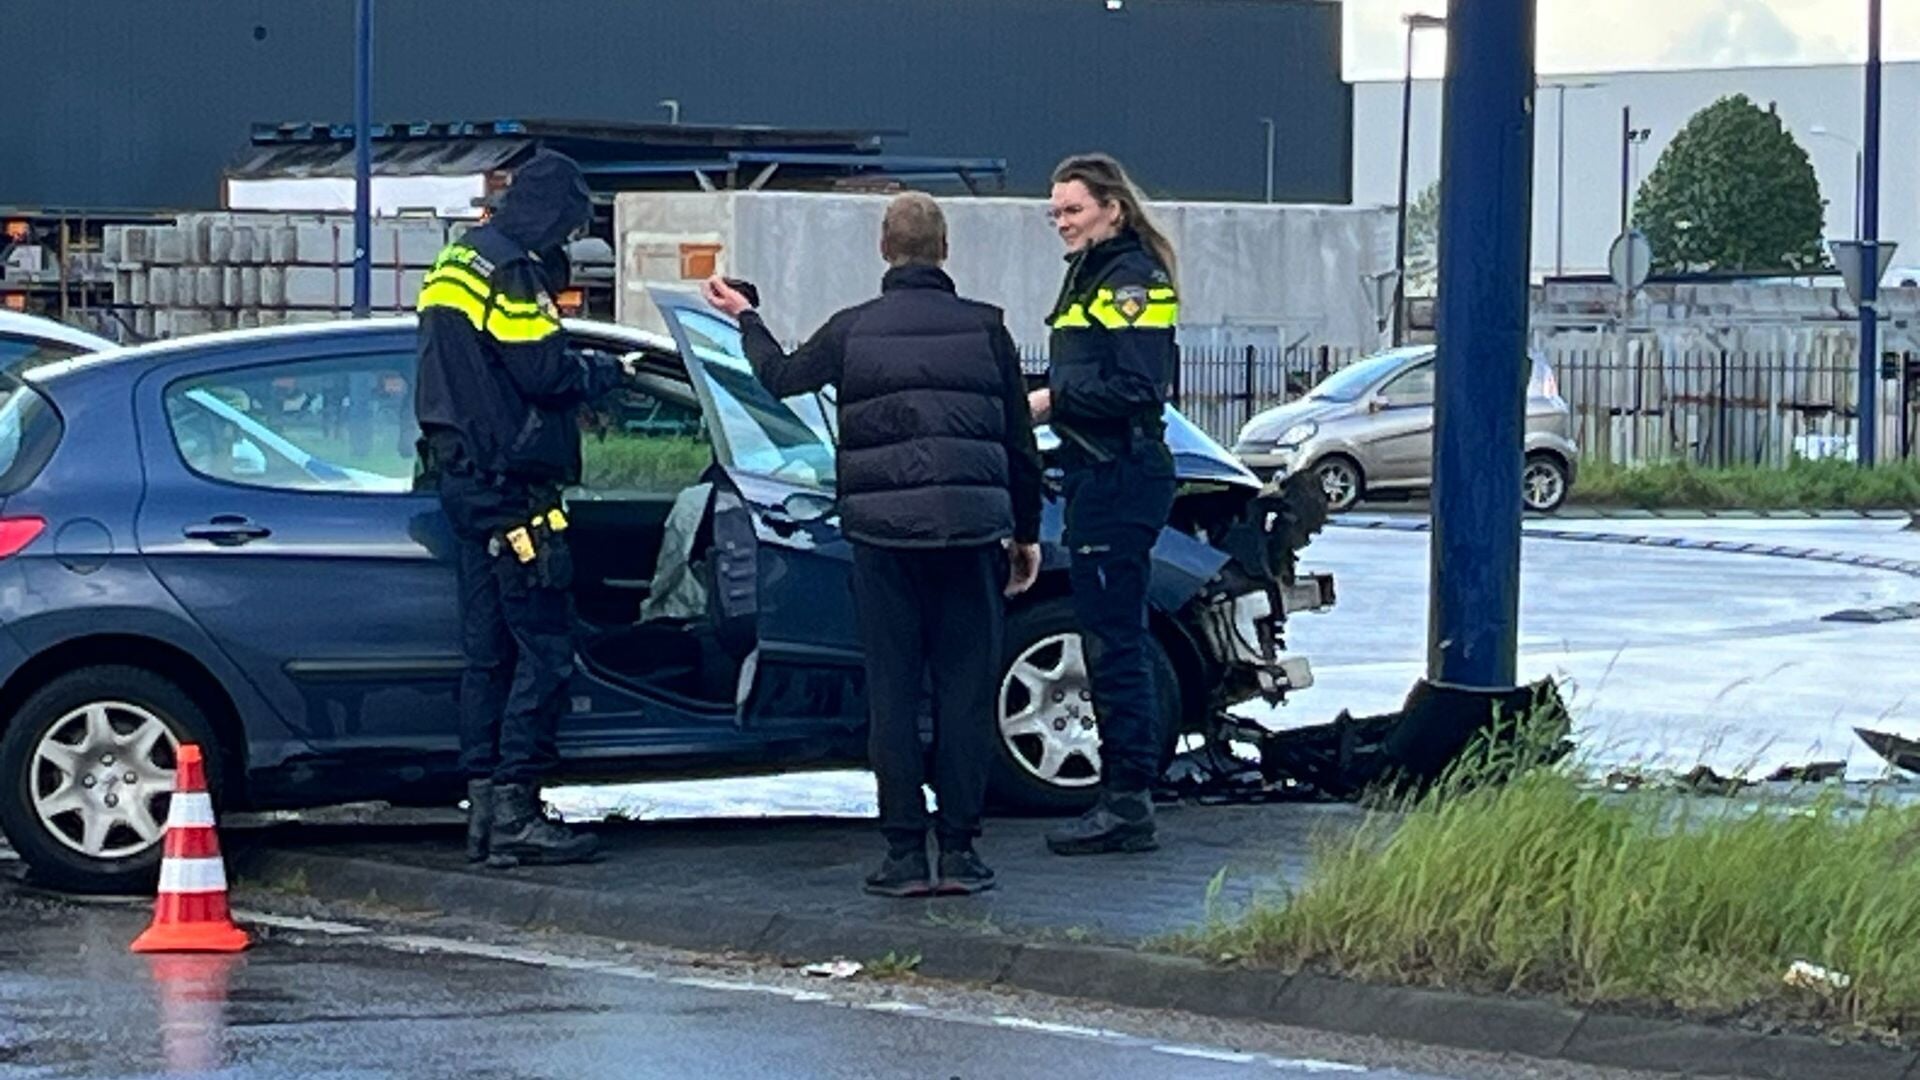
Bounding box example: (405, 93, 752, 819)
(988, 598, 1180, 814)
(0, 666, 220, 894)
(1523, 453, 1572, 513)
(1313, 455, 1365, 513)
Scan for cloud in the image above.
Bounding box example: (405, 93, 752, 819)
(1663, 0, 1817, 67)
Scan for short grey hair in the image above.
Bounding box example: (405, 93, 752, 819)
(881, 192, 947, 267)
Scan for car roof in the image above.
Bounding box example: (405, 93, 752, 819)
(23, 316, 676, 384)
(0, 310, 115, 354)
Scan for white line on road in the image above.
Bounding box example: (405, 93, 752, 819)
(239, 908, 1378, 1075)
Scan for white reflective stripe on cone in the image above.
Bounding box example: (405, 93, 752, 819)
(167, 792, 216, 828)
(158, 857, 229, 894)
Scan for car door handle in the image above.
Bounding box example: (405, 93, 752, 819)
(184, 515, 272, 546)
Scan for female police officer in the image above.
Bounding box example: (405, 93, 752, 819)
(1027, 153, 1180, 856)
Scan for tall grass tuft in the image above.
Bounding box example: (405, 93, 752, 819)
(1575, 458, 1920, 511)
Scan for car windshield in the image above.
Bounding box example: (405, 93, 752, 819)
(664, 306, 837, 490)
(1306, 351, 1417, 403)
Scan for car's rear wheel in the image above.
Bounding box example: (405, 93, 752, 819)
(988, 598, 1181, 814)
(1523, 453, 1571, 513)
(0, 666, 220, 894)
(1314, 455, 1364, 512)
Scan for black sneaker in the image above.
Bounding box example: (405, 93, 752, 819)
(863, 849, 933, 898)
(1045, 790, 1158, 856)
(935, 849, 995, 895)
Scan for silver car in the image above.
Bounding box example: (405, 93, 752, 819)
(1233, 346, 1578, 513)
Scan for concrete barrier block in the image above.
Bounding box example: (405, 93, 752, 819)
(284, 265, 345, 307)
(261, 266, 286, 306)
(295, 222, 344, 264)
(134, 308, 154, 338)
(373, 223, 446, 266)
(151, 227, 187, 265)
(148, 268, 175, 306)
(222, 267, 242, 307)
(185, 217, 213, 264)
(124, 270, 146, 306)
(240, 267, 261, 307)
(171, 310, 215, 338)
(208, 223, 234, 264)
(193, 267, 220, 305)
(230, 226, 257, 264)
(270, 225, 298, 263)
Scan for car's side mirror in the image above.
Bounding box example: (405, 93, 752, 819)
(1367, 394, 1390, 414)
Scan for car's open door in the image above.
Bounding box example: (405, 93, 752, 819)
(646, 288, 865, 735)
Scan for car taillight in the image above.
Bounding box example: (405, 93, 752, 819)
(0, 517, 46, 559)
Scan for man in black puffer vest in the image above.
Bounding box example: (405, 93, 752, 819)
(703, 193, 1042, 897)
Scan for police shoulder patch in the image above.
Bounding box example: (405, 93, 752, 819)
(1112, 284, 1149, 324)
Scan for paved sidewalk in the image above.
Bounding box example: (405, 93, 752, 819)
(245, 800, 1359, 947)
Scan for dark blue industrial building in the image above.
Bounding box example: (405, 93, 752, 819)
(3, 0, 1351, 209)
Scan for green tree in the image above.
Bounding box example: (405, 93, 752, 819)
(1631, 94, 1826, 274)
(1404, 180, 1440, 295)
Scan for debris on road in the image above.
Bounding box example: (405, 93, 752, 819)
(802, 960, 863, 980)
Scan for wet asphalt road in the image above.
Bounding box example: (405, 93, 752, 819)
(0, 872, 1662, 1080)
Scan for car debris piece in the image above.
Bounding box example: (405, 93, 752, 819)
(802, 960, 863, 980)
(1784, 960, 1852, 993)
(1856, 727, 1920, 775)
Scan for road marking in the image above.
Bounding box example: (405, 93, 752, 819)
(242, 909, 1379, 1075)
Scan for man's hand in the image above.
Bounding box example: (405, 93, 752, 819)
(1027, 388, 1052, 424)
(1006, 542, 1040, 597)
(702, 275, 755, 317)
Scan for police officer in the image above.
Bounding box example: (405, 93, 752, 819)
(1028, 153, 1180, 856)
(415, 150, 633, 868)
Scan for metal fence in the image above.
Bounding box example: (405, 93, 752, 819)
(1016, 329, 1920, 466)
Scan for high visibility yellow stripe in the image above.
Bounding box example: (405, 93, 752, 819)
(421, 267, 545, 317)
(417, 281, 560, 343)
(1086, 294, 1179, 330)
(1049, 304, 1093, 330)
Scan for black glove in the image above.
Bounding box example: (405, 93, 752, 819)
(724, 277, 760, 309)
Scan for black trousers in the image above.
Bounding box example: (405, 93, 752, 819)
(851, 542, 1005, 851)
(1061, 453, 1177, 794)
(442, 473, 575, 788)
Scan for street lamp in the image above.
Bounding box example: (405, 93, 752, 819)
(1618, 108, 1650, 232)
(1393, 11, 1447, 345)
(352, 0, 373, 318)
(1810, 125, 1864, 240)
(1541, 79, 1604, 276)
(1260, 117, 1276, 203)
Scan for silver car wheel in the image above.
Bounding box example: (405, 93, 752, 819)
(31, 701, 178, 860)
(999, 632, 1102, 788)
(1316, 459, 1361, 511)
(1523, 458, 1568, 512)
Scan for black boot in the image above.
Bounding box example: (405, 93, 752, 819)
(863, 841, 933, 898)
(487, 782, 599, 867)
(464, 779, 494, 863)
(1045, 789, 1158, 856)
(935, 846, 995, 895)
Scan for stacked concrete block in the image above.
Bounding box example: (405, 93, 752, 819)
(102, 212, 454, 340)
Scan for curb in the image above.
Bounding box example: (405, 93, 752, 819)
(239, 847, 1920, 1080)
(1554, 508, 1915, 521)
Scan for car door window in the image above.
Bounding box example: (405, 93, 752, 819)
(0, 335, 89, 376)
(574, 343, 713, 497)
(1381, 362, 1435, 407)
(162, 351, 419, 493)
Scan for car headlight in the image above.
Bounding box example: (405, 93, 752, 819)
(1274, 420, 1318, 448)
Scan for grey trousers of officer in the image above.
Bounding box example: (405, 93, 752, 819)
(850, 542, 1006, 852)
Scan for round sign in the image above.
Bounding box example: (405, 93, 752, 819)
(1608, 230, 1653, 292)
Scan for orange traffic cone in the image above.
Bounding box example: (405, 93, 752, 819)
(131, 744, 249, 953)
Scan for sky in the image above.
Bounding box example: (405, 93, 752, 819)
(1344, 0, 1920, 81)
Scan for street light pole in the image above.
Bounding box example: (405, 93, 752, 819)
(1393, 12, 1447, 346)
(1545, 80, 1602, 277)
(351, 0, 372, 318)
(1261, 117, 1276, 203)
(1860, 0, 1883, 467)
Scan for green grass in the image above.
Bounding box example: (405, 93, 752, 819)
(579, 435, 712, 493)
(1194, 766, 1920, 1036)
(1574, 457, 1920, 511)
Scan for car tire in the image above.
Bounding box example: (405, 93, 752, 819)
(0, 666, 221, 895)
(1314, 455, 1365, 513)
(1522, 453, 1571, 514)
(987, 597, 1181, 815)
